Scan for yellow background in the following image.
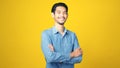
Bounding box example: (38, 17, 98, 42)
(0, 0, 120, 68)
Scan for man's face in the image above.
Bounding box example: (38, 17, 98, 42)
(52, 6, 68, 25)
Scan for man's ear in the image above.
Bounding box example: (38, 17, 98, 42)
(51, 13, 54, 18)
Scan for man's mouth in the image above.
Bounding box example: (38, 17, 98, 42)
(58, 17, 65, 20)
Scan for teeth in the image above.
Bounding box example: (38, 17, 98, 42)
(59, 18, 64, 19)
(58, 17, 65, 20)
(60, 18, 64, 20)
(59, 18, 63, 19)
(59, 17, 64, 18)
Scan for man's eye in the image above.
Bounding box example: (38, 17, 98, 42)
(64, 11, 68, 14)
(64, 12, 67, 14)
(57, 11, 61, 14)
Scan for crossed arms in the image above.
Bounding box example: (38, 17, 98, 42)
(41, 32, 83, 64)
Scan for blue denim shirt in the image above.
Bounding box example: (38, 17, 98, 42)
(41, 26, 82, 68)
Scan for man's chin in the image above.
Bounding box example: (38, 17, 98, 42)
(57, 22, 64, 25)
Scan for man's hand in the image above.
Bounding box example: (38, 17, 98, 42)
(70, 48, 83, 58)
(48, 44, 54, 52)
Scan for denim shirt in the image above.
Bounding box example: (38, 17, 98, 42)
(41, 26, 82, 68)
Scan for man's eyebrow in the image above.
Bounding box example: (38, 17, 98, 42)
(57, 10, 67, 12)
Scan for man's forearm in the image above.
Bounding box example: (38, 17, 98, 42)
(49, 44, 82, 58)
(70, 48, 83, 58)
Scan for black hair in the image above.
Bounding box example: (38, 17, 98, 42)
(51, 2, 68, 13)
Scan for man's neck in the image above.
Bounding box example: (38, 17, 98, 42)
(55, 22, 65, 35)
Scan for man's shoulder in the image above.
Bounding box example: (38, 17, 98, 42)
(67, 29, 76, 35)
(67, 29, 78, 39)
(42, 28, 52, 35)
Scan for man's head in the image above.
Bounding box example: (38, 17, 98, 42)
(51, 2, 68, 25)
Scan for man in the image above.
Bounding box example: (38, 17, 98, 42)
(41, 2, 83, 68)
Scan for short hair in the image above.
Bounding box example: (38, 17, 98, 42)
(51, 2, 68, 13)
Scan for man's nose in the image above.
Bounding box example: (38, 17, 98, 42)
(60, 13, 64, 16)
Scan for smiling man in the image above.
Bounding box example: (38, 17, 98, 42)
(41, 2, 83, 68)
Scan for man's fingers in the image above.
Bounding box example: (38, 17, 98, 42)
(77, 48, 83, 55)
(74, 48, 81, 52)
(48, 44, 54, 51)
(80, 48, 83, 55)
(48, 44, 52, 48)
(48, 45, 53, 50)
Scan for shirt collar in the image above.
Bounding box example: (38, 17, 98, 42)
(52, 26, 68, 34)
